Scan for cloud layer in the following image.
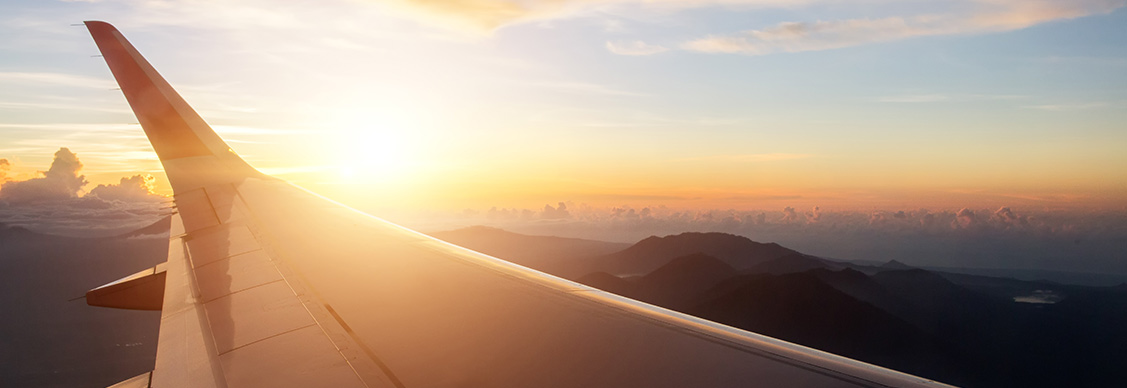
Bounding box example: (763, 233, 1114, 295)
(413, 202, 1127, 276)
(0, 148, 168, 236)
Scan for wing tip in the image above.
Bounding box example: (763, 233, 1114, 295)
(83, 20, 115, 32)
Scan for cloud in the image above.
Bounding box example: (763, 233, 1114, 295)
(542, 202, 571, 219)
(780, 206, 800, 222)
(0, 148, 168, 236)
(0, 72, 116, 89)
(88, 175, 162, 202)
(389, 0, 562, 31)
(954, 207, 977, 228)
(606, 40, 669, 56)
(682, 1, 1125, 55)
(680, 153, 814, 162)
(528, 81, 648, 96)
(0, 148, 87, 204)
(878, 93, 1029, 103)
(879, 94, 950, 103)
(1022, 102, 1114, 111)
(413, 204, 1127, 276)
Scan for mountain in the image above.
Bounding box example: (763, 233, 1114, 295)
(428, 226, 629, 278)
(807, 267, 914, 318)
(634, 253, 738, 310)
(746, 253, 830, 275)
(689, 272, 963, 382)
(0, 222, 34, 240)
(880, 259, 915, 270)
(575, 272, 636, 297)
(593, 232, 797, 276)
(575, 254, 739, 311)
(114, 216, 172, 239)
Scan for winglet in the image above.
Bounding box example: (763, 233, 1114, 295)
(85, 21, 259, 189)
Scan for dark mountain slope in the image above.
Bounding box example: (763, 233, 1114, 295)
(595, 232, 797, 276)
(746, 253, 829, 275)
(634, 253, 738, 310)
(690, 272, 965, 384)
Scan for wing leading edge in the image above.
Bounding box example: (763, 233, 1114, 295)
(86, 21, 953, 388)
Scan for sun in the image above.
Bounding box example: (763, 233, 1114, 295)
(326, 113, 417, 182)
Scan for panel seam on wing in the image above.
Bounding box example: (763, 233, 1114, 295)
(215, 323, 317, 356)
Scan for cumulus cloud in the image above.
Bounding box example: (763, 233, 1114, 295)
(88, 175, 162, 202)
(542, 202, 571, 219)
(809, 206, 822, 222)
(780, 206, 800, 222)
(954, 207, 977, 228)
(0, 159, 9, 182)
(682, 0, 1124, 55)
(0, 148, 87, 204)
(0, 148, 168, 236)
(606, 40, 669, 56)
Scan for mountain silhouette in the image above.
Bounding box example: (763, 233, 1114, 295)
(633, 253, 738, 310)
(690, 272, 963, 381)
(593, 232, 797, 276)
(879, 259, 915, 270)
(746, 252, 830, 275)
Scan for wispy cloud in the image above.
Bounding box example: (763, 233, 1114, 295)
(0, 100, 129, 114)
(606, 40, 669, 56)
(682, 0, 1125, 55)
(0, 72, 115, 89)
(1022, 102, 1116, 111)
(879, 94, 950, 103)
(678, 153, 815, 162)
(878, 93, 1028, 103)
(528, 81, 648, 96)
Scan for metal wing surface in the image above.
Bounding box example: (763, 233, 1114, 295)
(85, 21, 952, 388)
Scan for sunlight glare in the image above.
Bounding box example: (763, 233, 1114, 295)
(327, 111, 416, 182)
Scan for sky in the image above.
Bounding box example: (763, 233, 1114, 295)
(0, 0, 1125, 272)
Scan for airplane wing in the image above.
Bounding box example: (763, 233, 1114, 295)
(84, 21, 952, 388)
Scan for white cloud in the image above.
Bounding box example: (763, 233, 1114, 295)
(878, 93, 1029, 103)
(0, 148, 87, 204)
(879, 94, 950, 103)
(606, 40, 669, 56)
(0, 72, 116, 89)
(1022, 102, 1113, 111)
(88, 174, 163, 202)
(528, 81, 648, 96)
(682, 1, 1125, 55)
(0, 148, 167, 236)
